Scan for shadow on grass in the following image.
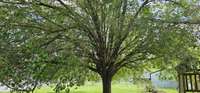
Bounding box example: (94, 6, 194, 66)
(47, 91, 87, 93)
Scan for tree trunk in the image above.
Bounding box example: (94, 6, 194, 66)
(102, 74, 112, 93)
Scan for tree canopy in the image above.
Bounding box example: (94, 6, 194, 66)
(0, 0, 200, 93)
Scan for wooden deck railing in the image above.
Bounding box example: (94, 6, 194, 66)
(179, 72, 200, 93)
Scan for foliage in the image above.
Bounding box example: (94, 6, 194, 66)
(0, 0, 199, 93)
(0, 29, 87, 93)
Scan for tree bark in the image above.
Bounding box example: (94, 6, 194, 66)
(102, 73, 112, 93)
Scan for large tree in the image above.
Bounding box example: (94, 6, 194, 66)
(0, 0, 198, 93)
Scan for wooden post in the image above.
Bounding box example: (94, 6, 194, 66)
(183, 74, 186, 93)
(195, 74, 198, 90)
(179, 73, 185, 93)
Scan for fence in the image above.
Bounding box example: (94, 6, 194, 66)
(178, 72, 200, 93)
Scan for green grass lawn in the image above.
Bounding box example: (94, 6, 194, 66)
(0, 83, 178, 93)
(35, 83, 178, 93)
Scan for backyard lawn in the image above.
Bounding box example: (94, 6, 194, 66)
(36, 83, 178, 93)
(0, 83, 178, 93)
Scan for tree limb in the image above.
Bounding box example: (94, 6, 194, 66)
(150, 18, 200, 25)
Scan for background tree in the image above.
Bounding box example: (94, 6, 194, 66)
(0, 25, 87, 93)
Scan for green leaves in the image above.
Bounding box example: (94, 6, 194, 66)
(0, 0, 200, 93)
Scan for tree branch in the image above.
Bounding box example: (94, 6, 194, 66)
(150, 18, 200, 25)
(87, 66, 98, 73)
(56, 0, 68, 9)
(39, 34, 62, 48)
(112, 0, 150, 62)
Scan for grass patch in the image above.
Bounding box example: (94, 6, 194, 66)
(0, 83, 178, 93)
